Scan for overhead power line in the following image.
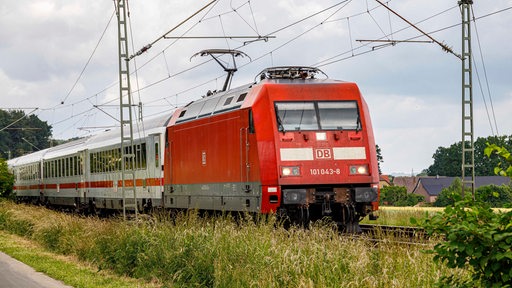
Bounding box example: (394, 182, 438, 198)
(128, 0, 219, 60)
(374, 0, 462, 59)
(59, 10, 116, 106)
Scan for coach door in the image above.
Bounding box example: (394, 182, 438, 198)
(147, 134, 163, 196)
(78, 150, 86, 200)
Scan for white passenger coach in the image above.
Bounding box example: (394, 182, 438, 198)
(8, 114, 171, 212)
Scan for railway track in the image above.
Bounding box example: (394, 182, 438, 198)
(356, 224, 430, 245)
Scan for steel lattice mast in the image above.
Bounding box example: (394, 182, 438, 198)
(459, 0, 475, 199)
(115, 0, 138, 220)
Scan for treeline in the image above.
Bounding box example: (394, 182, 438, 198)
(381, 180, 512, 208)
(424, 135, 512, 176)
(433, 178, 512, 208)
(0, 110, 53, 159)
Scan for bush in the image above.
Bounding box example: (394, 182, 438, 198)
(433, 178, 512, 208)
(380, 186, 424, 206)
(476, 184, 512, 208)
(424, 196, 512, 287)
(433, 178, 471, 207)
(0, 159, 14, 199)
(485, 144, 512, 177)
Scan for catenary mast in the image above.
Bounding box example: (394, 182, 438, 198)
(115, 0, 138, 220)
(459, 0, 475, 199)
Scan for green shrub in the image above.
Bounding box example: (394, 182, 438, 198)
(476, 184, 512, 208)
(424, 196, 512, 287)
(485, 144, 512, 177)
(0, 159, 14, 199)
(380, 186, 424, 206)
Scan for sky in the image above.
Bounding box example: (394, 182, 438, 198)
(1, 0, 511, 175)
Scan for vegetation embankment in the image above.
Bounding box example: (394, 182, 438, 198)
(0, 200, 466, 287)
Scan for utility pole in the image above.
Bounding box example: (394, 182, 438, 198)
(115, 0, 138, 220)
(459, 0, 475, 199)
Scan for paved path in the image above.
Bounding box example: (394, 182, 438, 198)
(0, 252, 72, 288)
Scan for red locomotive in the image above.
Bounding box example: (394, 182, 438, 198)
(9, 66, 379, 230)
(163, 66, 379, 230)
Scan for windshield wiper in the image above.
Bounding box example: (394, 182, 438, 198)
(356, 115, 361, 132)
(276, 110, 285, 132)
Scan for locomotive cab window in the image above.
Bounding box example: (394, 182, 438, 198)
(275, 101, 360, 131)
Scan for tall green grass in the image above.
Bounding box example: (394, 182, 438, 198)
(0, 200, 466, 287)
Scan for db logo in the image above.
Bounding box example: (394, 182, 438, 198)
(315, 148, 332, 159)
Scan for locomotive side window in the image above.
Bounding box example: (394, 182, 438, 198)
(275, 101, 360, 131)
(248, 110, 255, 134)
(237, 93, 247, 102)
(223, 96, 233, 106)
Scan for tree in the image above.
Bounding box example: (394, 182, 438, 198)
(426, 135, 512, 176)
(0, 110, 53, 159)
(376, 144, 383, 175)
(0, 159, 14, 199)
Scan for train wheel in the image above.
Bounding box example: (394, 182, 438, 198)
(299, 206, 310, 228)
(338, 205, 361, 233)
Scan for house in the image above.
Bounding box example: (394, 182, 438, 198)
(379, 175, 392, 189)
(393, 176, 511, 203)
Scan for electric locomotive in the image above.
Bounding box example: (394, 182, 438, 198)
(163, 66, 379, 230)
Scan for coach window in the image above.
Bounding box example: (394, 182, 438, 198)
(65, 157, 70, 177)
(97, 152, 101, 173)
(141, 143, 147, 169)
(73, 156, 77, 176)
(124, 146, 132, 170)
(103, 150, 108, 172)
(135, 144, 141, 169)
(90, 154, 95, 174)
(77, 156, 81, 175)
(104, 150, 108, 173)
(155, 143, 159, 168)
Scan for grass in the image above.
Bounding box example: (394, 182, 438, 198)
(0, 231, 159, 288)
(0, 200, 467, 287)
(361, 206, 443, 226)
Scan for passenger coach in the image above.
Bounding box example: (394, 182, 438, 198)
(9, 114, 169, 212)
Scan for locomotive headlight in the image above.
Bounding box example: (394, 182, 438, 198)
(281, 166, 300, 177)
(350, 165, 369, 175)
